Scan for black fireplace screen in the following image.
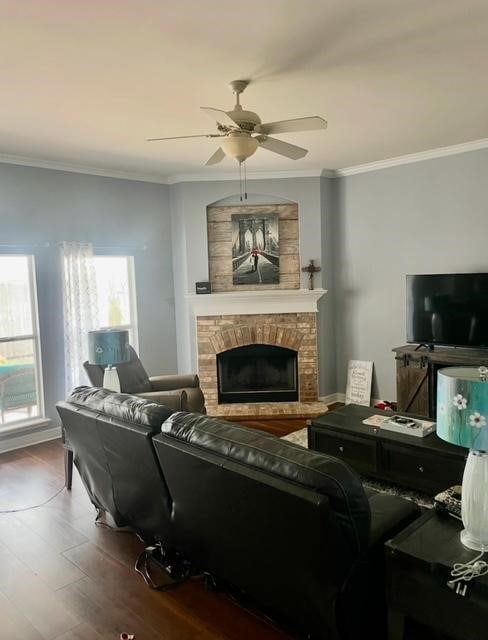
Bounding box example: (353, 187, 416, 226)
(217, 343, 298, 404)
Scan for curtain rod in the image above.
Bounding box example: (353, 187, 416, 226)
(0, 242, 147, 251)
(55, 241, 146, 251)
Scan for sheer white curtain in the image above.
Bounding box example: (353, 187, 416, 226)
(61, 242, 99, 394)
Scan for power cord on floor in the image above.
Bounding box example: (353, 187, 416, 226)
(0, 485, 66, 513)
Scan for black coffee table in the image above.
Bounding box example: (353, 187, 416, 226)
(309, 404, 466, 495)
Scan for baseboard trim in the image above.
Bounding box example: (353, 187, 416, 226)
(0, 425, 62, 454)
(320, 393, 346, 405)
(319, 393, 384, 407)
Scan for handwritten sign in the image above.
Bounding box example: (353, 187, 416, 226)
(345, 360, 373, 406)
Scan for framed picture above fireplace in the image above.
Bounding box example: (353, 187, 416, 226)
(231, 212, 279, 285)
(207, 203, 299, 292)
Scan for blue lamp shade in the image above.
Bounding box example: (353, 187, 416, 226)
(88, 329, 130, 366)
(437, 367, 488, 450)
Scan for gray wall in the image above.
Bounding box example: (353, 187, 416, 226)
(169, 177, 327, 387)
(0, 163, 177, 431)
(333, 148, 488, 401)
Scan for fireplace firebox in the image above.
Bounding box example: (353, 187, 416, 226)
(217, 343, 298, 404)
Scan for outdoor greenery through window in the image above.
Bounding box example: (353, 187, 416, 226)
(0, 255, 42, 426)
(93, 255, 138, 347)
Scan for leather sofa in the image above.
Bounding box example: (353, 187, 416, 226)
(83, 346, 206, 413)
(57, 387, 420, 640)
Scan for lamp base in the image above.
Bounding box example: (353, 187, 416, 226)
(103, 366, 121, 393)
(460, 529, 488, 552)
(460, 450, 488, 551)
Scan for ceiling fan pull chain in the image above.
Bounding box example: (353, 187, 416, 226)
(239, 161, 243, 201)
(244, 161, 248, 200)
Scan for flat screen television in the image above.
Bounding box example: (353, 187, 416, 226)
(406, 273, 488, 348)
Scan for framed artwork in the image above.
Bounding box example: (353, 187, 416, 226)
(231, 212, 280, 285)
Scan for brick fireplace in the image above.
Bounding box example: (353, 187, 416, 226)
(188, 289, 328, 417)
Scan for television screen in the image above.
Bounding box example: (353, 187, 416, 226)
(406, 273, 488, 348)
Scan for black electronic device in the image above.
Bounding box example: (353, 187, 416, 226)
(434, 485, 462, 520)
(195, 281, 212, 294)
(406, 273, 488, 348)
(388, 415, 418, 428)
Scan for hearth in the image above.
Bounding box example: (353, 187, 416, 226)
(217, 344, 298, 404)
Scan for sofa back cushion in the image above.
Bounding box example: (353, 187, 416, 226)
(160, 411, 370, 553)
(67, 385, 173, 425)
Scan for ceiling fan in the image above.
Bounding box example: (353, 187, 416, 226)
(147, 80, 327, 166)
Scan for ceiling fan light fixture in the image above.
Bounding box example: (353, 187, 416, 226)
(221, 133, 258, 163)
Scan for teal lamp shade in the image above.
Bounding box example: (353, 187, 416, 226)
(437, 366, 488, 551)
(88, 329, 130, 366)
(437, 367, 488, 450)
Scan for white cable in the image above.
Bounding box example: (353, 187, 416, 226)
(0, 486, 65, 513)
(447, 549, 488, 594)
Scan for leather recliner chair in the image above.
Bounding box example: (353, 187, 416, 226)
(83, 345, 206, 413)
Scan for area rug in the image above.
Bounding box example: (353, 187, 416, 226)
(281, 428, 434, 509)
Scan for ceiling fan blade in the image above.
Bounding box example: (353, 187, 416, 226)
(147, 133, 222, 141)
(205, 147, 226, 166)
(257, 136, 308, 160)
(200, 107, 239, 127)
(256, 116, 327, 135)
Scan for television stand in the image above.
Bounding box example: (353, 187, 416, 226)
(393, 345, 488, 418)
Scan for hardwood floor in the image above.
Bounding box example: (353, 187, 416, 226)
(226, 403, 343, 437)
(0, 438, 296, 640)
(226, 417, 308, 437)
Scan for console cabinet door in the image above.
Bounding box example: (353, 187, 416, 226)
(396, 357, 430, 417)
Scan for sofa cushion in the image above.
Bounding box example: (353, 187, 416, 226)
(68, 386, 173, 429)
(161, 411, 371, 554)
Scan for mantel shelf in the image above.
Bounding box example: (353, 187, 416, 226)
(186, 288, 327, 316)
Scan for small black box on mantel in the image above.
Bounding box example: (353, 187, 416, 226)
(195, 281, 212, 294)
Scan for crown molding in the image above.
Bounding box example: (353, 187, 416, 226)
(167, 168, 325, 184)
(336, 138, 488, 177)
(1, 137, 487, 185)
(320, 169, 337, 178)
(0, 153, 168, 184)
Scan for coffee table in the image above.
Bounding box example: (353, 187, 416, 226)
(309, 404, 466, 495)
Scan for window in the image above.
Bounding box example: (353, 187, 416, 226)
(0, 255, 43, 427)
(93, 255, 138, 349)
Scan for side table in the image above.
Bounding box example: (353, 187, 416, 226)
(385, 509, 488, 640)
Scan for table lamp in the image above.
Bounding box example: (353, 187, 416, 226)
(88, 329, 130, 392)
(437, 366, 488, 551)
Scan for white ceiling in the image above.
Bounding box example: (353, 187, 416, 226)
(1, 0, 488, 180)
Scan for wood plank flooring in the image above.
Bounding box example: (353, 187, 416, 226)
(0, 436, 298, 640)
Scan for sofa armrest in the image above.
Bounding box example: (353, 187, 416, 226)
(149, 374, 200, 392)
(136, 389, 188, 412)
